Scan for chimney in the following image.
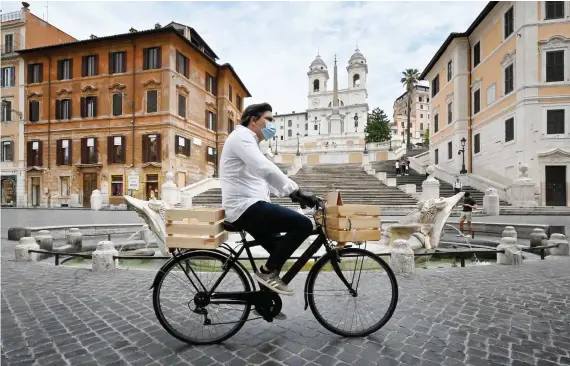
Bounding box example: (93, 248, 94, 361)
(154, 23, 161, 29)
(129, 27, 137, 33)
(90, 34, 97, 39)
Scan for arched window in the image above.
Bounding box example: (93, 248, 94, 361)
(313, 79, 320, 92)
(353, 74, 360, 87)
(288, 129, 292, 137)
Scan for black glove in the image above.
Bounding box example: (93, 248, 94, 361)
(289, 189, 318, 209)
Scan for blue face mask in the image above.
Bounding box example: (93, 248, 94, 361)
(261, 121, 277, 140)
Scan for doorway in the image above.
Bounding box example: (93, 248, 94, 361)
(145, 174, 159, 200)
(545, 166, 567, 206)
(31, 177, 40, 207)
(83, 173, 98, 207)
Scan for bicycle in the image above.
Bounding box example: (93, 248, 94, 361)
(151, 197, 398, 345)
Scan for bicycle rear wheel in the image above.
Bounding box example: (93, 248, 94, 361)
(152, 250, 251, 345)
(307, 247, 398, 337)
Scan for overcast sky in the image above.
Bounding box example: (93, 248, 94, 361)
(7, 1, 486, 118)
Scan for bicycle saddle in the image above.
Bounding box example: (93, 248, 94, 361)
(223, 221, 242, 232)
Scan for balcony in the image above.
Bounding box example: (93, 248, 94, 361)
(1, 11, 21, 22)
(1, 43, 21, 55)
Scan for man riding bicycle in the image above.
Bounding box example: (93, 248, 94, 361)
(219, 102, 318, 296)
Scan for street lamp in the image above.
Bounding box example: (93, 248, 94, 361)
(296, 132, 300, 156)
(458, 137, 467, 174)
(354, 113, 358, 132)
(273, 135, 278, 155)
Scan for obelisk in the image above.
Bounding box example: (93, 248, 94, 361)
(329, 55, 342, 134)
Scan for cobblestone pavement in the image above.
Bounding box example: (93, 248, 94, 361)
(2, 234, 570, 366)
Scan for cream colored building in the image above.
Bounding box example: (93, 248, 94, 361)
(1, 4, 75, 206)
(420, 1, 570, 207)
(392, 85, 430, 143)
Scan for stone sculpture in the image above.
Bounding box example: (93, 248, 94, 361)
(123, 195, 170, 256)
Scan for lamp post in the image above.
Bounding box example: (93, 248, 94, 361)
(273, 136, 278, 155)
(296, 132, 300, 156)
(458, 137, 467, 174)
(354, 113, 358, 132)
(389, 132, 393, 151)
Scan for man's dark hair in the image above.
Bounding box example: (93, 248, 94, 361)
(240, 102, 272, 127)
(464, 192, 471, 197)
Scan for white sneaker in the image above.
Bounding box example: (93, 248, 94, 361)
(254, 271, 293, 296)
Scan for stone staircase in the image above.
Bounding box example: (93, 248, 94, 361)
(370, 160, 508, 206)
(192, 163, 418, 208)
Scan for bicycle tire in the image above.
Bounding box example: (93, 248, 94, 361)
(307, 247, 398, 337)
(152, 249, 252, 345)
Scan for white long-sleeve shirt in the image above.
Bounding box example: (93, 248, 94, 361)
(219, 125, 299, 222)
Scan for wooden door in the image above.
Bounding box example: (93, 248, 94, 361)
(545, 166, 567, 206)
(83, 173, 98, 207)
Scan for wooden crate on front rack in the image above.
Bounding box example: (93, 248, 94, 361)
(321, 191, 382, 245)
(165, 207, 228, 249)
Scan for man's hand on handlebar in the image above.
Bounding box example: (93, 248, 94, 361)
(289, 189, 319, 209)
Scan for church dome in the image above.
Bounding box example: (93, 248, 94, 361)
(309, 54, 328, 71)
(348, 47, 366, 66)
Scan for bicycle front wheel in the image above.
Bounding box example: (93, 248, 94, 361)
(307, 247, 398, 337)
(152, 250, 252, 345)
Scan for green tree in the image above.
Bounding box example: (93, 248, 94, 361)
(364, 107, 391, 143)
(424, 125, 430, 146)
(400, 68, 420, 149)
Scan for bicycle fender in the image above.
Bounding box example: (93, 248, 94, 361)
(303, 252, 334, 310)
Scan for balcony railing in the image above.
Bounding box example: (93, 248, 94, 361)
(1, 11, 21, 22)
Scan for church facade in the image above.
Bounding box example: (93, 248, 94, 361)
(273, 49, 370, 141)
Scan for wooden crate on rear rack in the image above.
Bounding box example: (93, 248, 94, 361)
(165, 207, 228, 249)
(320, 191, 382, 245)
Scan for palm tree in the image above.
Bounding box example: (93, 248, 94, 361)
(401, 68, 420, 149)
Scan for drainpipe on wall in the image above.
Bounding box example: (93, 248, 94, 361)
(131, 40, 136, 167)
(466, 38, 472, 174)
(214, 67, 220, 178)
(47, 55, 52, 169)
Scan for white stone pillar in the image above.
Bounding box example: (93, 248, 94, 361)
(529, 228, 548, 248)
(180, 191, 192, 208)
(421, 165, 440, 201)
(66, 228, 83, 251)
(390, 239, 415, 275)
(548, 233, 569, 256)
(483, 188, 500, 216)
(92, 241, 119, 272)
(15, 237, 40, 262)
(90, 189, 103, 211)
(501, 226, 517, 240)
(161, 171, 180, 206)
(497, 237, 523, 265)
(35, 230, 53, 252)
(510, 164, 538, 207)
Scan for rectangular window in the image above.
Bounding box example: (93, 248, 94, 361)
(175, 135, 191, 156)
(176, 51, 189, 78)
(81, 137, 98, 164)
(60, 176, 70, 197)
(236, 95, 242, 111)
(1, 66, 15, 87)
(474, 42, 481, 67)
(27, 141, 42, 166)
(109, 51, 126, 74)
(29, 100, 40, 122)
(178, 94, 186, 118)
(4, 34, 14, 53)
(504, 7, 514, 38)
(435, 149, 439, 165)
(447, 141, 452, 160)
(447, 102, 453, 124)
(206, 146, 217, 163)
(206, 73, 217, 95)
(420, 123, 424, 131)
(1, 100, 11, 122)
(142, 134, 161, 163)
(505, 117, 514, 142)
(420, 114, 423, 118)
(418, 97, 423, 102)
(82, 55, 98, 77)
(504, 64, 514, 95)
(80, 96, 97, 118)
(206, 111, 217, 130)
(228, 119, 235, 133)
(56, 139, 72, 165)
(434, 114, 439, 133)
(28, 63, 43, 84)
(546, 50, 565, 82)
(547, 109, 565, 134)
(146, 90, 158, 113)
(431, 75, 439, 97)
(108, 136, 125, 164)
(111, 176, 123, 196)
(57, 59, 73, 80)
(1, 140, 13, 162)
(545, 1, 564, 19)
(474, 89, 481, 115)
(143, 47, 161, 70)
(112, 93, 122, 116)
(447, 60, 452, 82)
(474, 133, 481, 154)
(55, 99, 72, 120)
(487, 84, 496, 105)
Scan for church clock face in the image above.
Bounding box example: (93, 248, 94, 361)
(312, 98, 320, 106)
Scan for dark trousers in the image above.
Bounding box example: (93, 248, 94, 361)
(454, 188, 461, 195)
(234, 201, 313, 272)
